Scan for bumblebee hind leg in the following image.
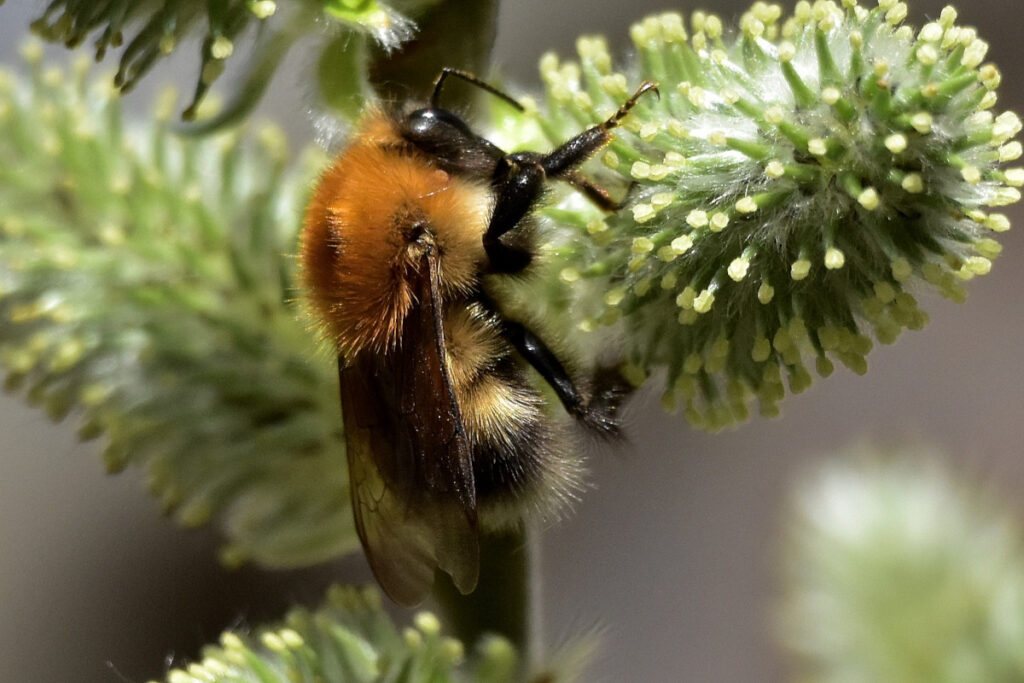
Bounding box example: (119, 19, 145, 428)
(500, 320, 632, 438)
(577, 365, 633, 439)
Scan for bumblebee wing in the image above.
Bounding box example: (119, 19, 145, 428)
(340, 251, 479, 606)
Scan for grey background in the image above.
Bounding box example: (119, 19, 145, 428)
(2, 1, 1024, 681)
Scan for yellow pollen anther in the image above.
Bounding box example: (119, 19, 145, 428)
(962, 39, 989, 68)
(648, 164, 672, 181)
(632, 204, 656, 223)
(916, 45, 938, 65)
(999, 142, 1023, 162)
(604, 287, 626, 306)
(639, 122, 660, 140)
(651, 192, 674, 207)
(664, 150, 687, 166)
(632, 237, 655, 254)
(251, 1, 277, 18)
(885, 134, 907, 153)
(657, 247, 677, 262)
(891, 258, 913, 281)
(824, 247, 845, 269)
(415, 611, 442, 635)
(858, 187, 880, 210)
(693, 289, 715, 313)
(559, 268, 580, 283)
(683, 353, 702, 374)
(910, 112, 933, 134)
(985, 213, 1011, 232)
(751, 338, 772, 362)
(210, 37, 234, 60)
(961, 165, 982, 184)
(765, 106, 785, 125)
(736, 197, 757, 214)
(992, 187, 1021, 206)
(1004, 169, 1024, 187)
(631, 161, 651, 179)
(963, 256, 992, 275)
(671, 235, 694, 254)
(728, 257, 750, 281)
(885, 3, 908, 25)
(676, 287, 697, 309)
(873, 281, 897, 303)
(686, 210, 709, 228)
(902, 173, 924, 193)
(791, 259, 812, 280)
(919, 22, 943, 42)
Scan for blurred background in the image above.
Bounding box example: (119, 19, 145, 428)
(1, 0, 1023, 680)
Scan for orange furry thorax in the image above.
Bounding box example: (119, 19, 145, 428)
(300, 110, 492, 358)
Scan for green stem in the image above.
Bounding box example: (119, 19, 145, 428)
(433, 526, 531, 660)
(368, 0, 500, 106)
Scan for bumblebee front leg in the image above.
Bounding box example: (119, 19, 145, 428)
(483, 157, 547, 273)
(501, 320, 630, 438)
(539, 80, 658, 179)
(483, 81, 658, 273)
(558, 169, 624, 211)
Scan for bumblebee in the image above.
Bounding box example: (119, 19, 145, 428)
(301, 69, 656, 605)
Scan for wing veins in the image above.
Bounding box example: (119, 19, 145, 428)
(339, 249, 479, 605)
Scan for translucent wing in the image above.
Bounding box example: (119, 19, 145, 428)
(339, 251, 479, 606)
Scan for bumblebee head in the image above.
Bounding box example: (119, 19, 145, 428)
(399, 107, 505, 176)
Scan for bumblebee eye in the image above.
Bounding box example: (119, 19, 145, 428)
(400, 106, 508, 178)
(404, 109, 440, 138)
(404, 108, 467, 144)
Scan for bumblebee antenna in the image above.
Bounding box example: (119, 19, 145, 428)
(431, 68, 524, 112)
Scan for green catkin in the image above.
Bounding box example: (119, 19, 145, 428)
(157, 586, 540, 683)
(0, 52, 357, 568)
(510, 1, 1019, 430)
(780, 451, 1024, 681)
(23, 0, 421, 121)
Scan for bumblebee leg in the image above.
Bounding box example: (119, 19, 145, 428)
(483, 82, 657, 271)
(558, 169, 623, 211)
(539, 81, 658, 178)
(501, 320, 629, 438)
(483, 155, 546, 273)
